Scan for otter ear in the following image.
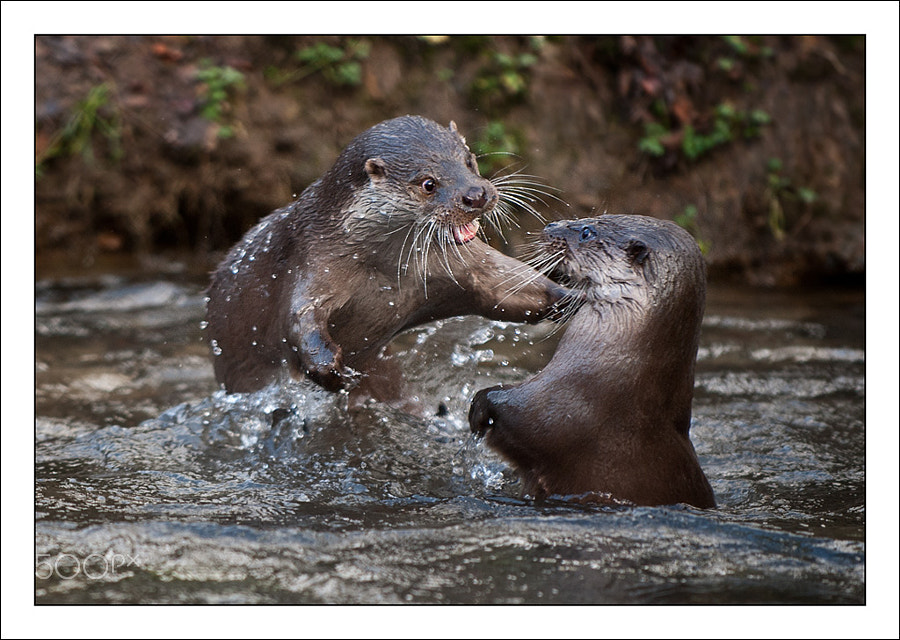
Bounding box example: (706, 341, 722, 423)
(626, 240, 651, 265)
(449, 120, 467, 145)
(365, 158, 388, 182)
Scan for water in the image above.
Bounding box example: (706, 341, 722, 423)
(30, 268, 866, 607)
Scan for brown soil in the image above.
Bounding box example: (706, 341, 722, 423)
(34, 35, 865, 286)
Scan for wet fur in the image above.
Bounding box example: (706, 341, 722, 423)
(469, 215, 716, 509)
(206, 116, 567, 397)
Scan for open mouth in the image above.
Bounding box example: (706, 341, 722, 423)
(452, 220, 480, 245)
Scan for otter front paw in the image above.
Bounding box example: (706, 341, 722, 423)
(469, 385, 503, 437)
(302, 347, 363, 393)
(294, 327, 359, 392)
(304, 359, 355, 393)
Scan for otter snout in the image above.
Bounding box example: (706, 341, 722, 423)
(462, 185, 488, 210)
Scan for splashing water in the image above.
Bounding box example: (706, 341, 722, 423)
(33, 273, 865, 604)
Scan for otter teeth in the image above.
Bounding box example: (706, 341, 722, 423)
(453, 220, 480, 244)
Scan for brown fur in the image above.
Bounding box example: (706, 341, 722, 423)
(469, 215, 716, 508)
(206, 116, 567, 397)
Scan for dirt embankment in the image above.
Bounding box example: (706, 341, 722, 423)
(35, 35, 865, 286)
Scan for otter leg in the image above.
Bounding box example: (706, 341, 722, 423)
(470, 248, 570, 323)
(469, 383, 549, 498)
(286, 306, 357, 393)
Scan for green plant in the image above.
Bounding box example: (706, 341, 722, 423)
(264, 39, 370, 87)
(295, 40, 369, 86)
(639, 103, 771, 163)
(471, 50, 538, 108)
(721, 35, 774, 59)
(674, 204, 710, 254)
(716, 36, 775, 79)
(638, 122, 669, 157)
(36, 83, 123, 177)
(684, 103, 770, 160)
(764, 158, 818, 240)
(471, 120, 524, 176)
(195, 61, 246, 138)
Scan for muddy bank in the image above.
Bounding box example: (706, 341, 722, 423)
(34, 35, 865, 286)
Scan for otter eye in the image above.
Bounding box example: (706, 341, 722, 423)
(579, 226, 598, 242)
(421, 178, 436, 194)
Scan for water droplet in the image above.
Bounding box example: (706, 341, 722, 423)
(210, 339, 222, 356)
(199, 320, 209, 330)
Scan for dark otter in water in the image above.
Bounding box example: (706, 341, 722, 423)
(469, 215, 716, 509)
(206, 115, 567, 396)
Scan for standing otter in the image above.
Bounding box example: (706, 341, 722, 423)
(469, 215, 716, 509)
(206, 115, 567, 396)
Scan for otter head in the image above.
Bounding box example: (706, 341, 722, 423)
(333, 116, 497, 250)
(330, 116, 556, 282)
(364, 117, 499, 246)
(541, 215, 705, 335)
(542, 215, 706, 380)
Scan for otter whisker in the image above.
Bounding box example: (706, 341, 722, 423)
(494, 249, 567, 306)
(435, 223, 462, 287)
(418, 219, 438, 296)
(492, 171, 567, 200)
(448, 225, 468, 268)
(488, 200, 522, 233)
(493, 173, 570, 225)
(514, 237, 568, 279)
(400, 217, 432, 295)
(396, 220, 420, 285)
(477, 150, 520, 161)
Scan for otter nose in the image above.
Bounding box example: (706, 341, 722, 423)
(462, 186, 487, 209)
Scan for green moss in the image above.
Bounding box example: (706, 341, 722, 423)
(470, 48, 540, 112)
(266, 39, 370, 88)
(195, 61, 246, 138)
(36, 82, 122, 177)
(639, 102, 771, 163)
(765, 157, 818, 240)
(674, 204, 710, 254)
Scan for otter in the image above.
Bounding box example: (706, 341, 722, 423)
(206, 115, 567, 397)
(469, 215, 716, 509)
